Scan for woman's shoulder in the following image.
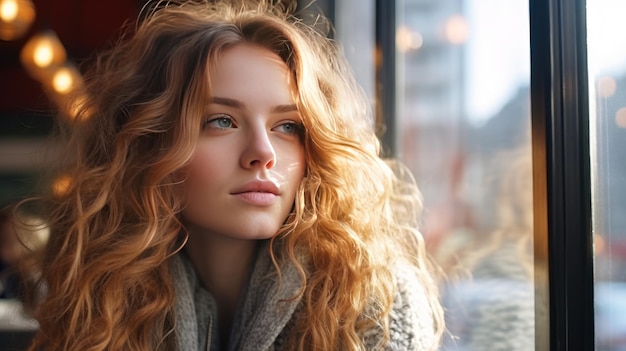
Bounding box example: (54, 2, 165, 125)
(363, 263, 440, 351)
(392, 264, 439, 350)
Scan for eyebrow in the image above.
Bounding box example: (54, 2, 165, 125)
(209, 97, 298, 113)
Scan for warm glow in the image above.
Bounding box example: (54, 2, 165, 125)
(65, 94, 92, 121)
(396, 26, 423, 53)
(444, 15, 469, 44)
(0, 0, 18, 22)
(597, 76, 617, 98)
(52, 67, 74, 94)
(0, 0, 35, 40)
(52, 175, 72, 197)
(33, 42, 54, 68)
(68, 96, 85, 119)
(616, 107, 626, 128)
(21, 31, 67, 81)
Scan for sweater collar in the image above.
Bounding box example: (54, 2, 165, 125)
(171, 240, 305, 351)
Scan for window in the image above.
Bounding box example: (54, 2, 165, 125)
(337, 0, 609, 349)
(395, 0, 536, 349)
(588, 0, 626, 350)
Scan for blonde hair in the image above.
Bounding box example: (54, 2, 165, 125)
(25, 1, 443, 350)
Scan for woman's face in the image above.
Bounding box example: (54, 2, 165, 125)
(180, 44, 306, 240)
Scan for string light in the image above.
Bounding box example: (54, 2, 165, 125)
(0, 0, 35, 40)
(0, 0, 18, 21)
(20, 30, 67, 80)
(51, 64, 81, 95)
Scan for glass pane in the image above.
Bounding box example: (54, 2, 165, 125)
(588, 1, 626, 349)
(395, 0, 536, 349)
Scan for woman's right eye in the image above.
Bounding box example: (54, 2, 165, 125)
(203, 115, 235, 129)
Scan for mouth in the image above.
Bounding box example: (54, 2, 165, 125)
(231, 180, 280, 196)
(231, 180, 280, 206)
(232, 192, 278, 206)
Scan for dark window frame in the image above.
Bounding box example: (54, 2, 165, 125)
(529, 0, 594, 349)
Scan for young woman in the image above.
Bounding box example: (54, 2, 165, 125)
(24, 1, 444, 349)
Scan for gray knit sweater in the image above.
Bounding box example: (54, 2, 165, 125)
(170, 244, 438, 351)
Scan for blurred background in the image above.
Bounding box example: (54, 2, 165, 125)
(0, 1, 139, 349)
(1, 0, 625, 350)
(0, 0, 137, 208)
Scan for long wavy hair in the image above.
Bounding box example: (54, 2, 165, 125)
(25, 1, 444, 350)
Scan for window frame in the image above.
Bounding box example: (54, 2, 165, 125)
(529, 0, 594, 349)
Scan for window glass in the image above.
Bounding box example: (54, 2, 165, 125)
(334, 0, 375, 101)
(588, 1, 626, 349)
(395, 0, 536, 349)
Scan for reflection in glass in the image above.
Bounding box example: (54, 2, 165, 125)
(588, 1, 626, 350)
(395, 0, 537, 349)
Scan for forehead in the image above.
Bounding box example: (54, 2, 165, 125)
(207, 44, 296, 104)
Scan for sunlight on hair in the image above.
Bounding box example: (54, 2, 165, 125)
(52, 174, 72, 197)
(66, 94, 91, 121)
(15, 213, 50, 251)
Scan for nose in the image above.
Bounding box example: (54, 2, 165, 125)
(240, 127, 276, 169)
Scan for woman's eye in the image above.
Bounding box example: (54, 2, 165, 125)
(203, 115, 234, 129)
(275, 122, 303, 135)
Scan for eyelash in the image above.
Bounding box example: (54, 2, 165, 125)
(202, 115, 235, 129)
(274, 121, 304, 135)
(202, 115, 304, 135)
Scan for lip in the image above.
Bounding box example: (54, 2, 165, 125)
(231, 180, 280, 195)
(231, 180, 280, 206)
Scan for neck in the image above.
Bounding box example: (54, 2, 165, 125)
(183, 226, 258, 343)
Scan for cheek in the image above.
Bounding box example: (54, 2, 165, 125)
(194, 141, 231, 170)
(184, 146, 226, 190)
(281, 146, 306, 191)
(286, 154, 306, 216)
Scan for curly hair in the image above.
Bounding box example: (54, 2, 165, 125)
(25, 1, 444, 350)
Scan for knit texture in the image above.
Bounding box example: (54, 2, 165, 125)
(171, 243, 437, 351)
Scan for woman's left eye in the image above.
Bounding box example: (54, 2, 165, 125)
(274, 122, 303, 135)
